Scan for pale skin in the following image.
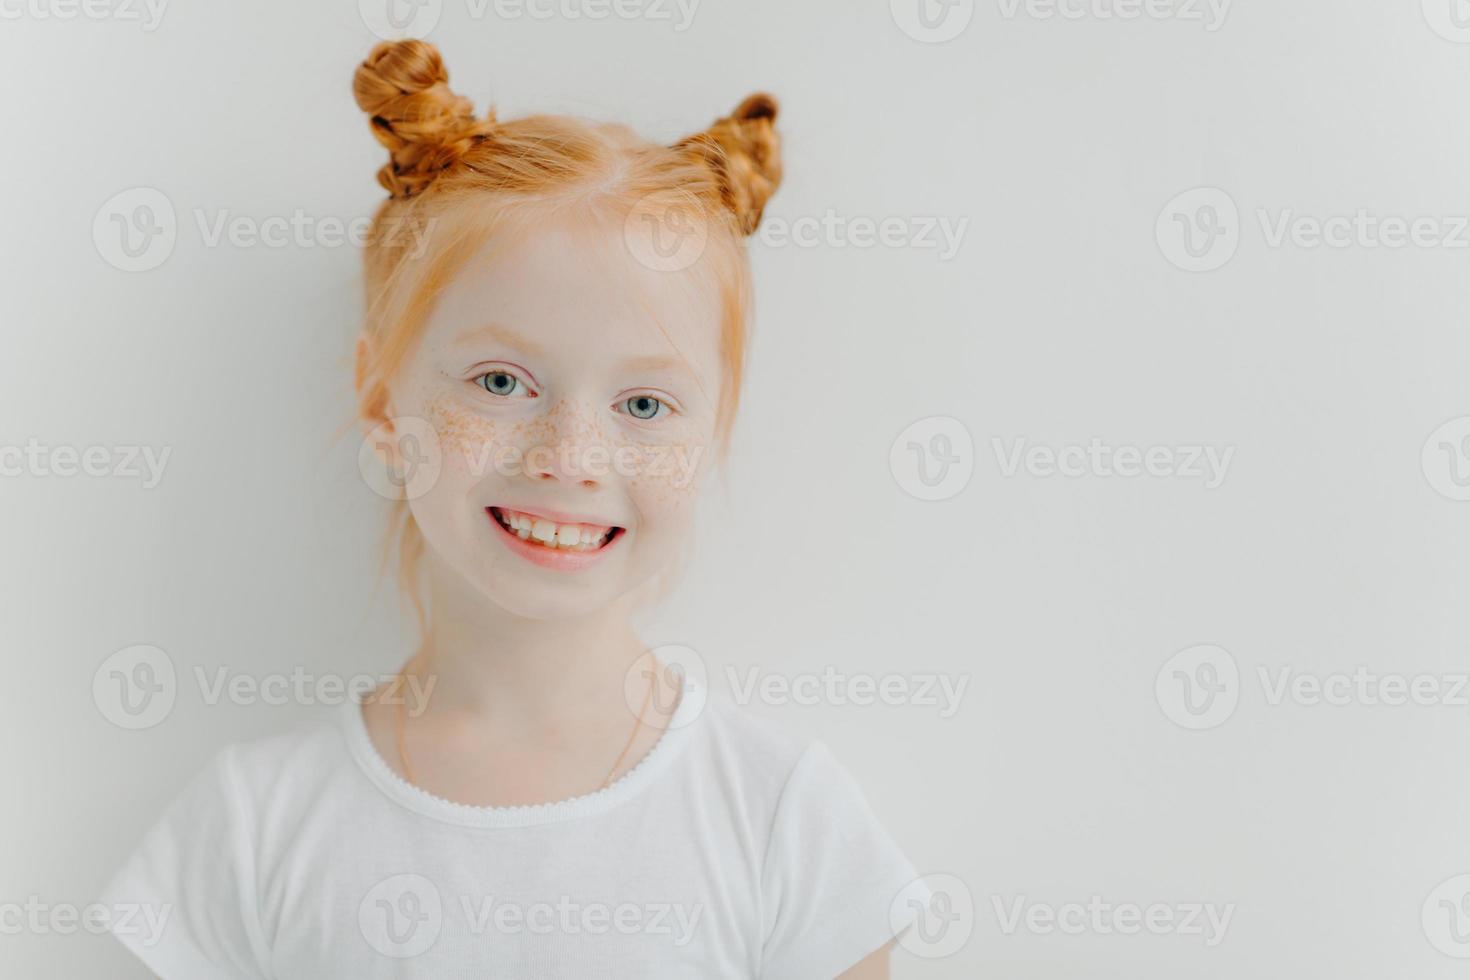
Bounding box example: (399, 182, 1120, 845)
(355, 212, 894, 978)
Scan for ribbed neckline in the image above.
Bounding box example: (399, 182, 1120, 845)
(337, 673, 701, 828)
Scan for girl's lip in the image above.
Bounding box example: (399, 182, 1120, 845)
(485, 507, 623, 572)
(491, 503, 621, 528)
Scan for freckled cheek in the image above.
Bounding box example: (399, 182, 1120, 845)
(616, 423, 713, 520)
(427, 400, 514, 479)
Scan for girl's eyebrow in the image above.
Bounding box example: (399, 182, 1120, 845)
(618, 353, 693, 379)
(451, 322, 547, 357)
(454, 322, 694, 381)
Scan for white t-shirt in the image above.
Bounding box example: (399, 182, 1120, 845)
(99, 673, 930, 979)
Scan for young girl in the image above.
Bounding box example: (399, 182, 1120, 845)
(100, 39, 929, 978)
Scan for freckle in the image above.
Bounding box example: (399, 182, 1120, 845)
(427, 391, 503, 469)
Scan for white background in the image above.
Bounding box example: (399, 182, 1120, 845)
(4, 0, 1470, 976)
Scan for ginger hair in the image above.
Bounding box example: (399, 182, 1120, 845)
(348, 39, 782, 632)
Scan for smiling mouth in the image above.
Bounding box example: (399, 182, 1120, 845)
(488, 506, 624, 552)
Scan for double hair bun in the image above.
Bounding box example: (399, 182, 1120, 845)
(351, 39, 781, 235)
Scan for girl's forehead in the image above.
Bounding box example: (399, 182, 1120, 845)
(423, 215, 726, 370)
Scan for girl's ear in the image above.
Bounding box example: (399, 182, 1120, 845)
(674, 93, 783, 236)
(355, 335, 393, 434)
(355, 335, 373, 405)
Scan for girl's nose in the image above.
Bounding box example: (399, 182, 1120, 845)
(525, 399, 610, 486)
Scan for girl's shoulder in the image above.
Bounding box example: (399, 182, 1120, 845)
(95, 711, 351, 978)
(684, 687, 887, 829)
(204, 706, 355, 801)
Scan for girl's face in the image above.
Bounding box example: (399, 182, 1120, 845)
(379, 214, 725, 620)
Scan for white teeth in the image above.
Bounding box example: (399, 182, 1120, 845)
(530, 519, 558, 544)
(495, 509, 613, 552)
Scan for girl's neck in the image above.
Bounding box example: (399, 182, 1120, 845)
(402, 554, 652, 733)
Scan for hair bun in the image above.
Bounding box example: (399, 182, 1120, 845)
(677, 93, 783, 236)
(352, 39, 495, 199)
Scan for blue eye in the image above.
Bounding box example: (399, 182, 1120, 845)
(477, 370, 531, 398)
(620, 394, 666, 421)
